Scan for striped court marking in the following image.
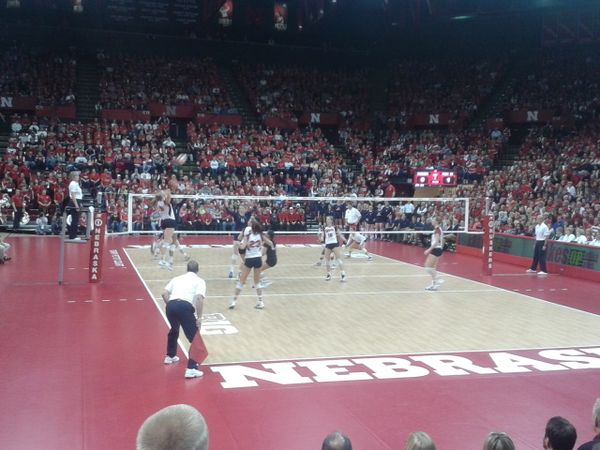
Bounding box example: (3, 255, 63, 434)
(142, 274, 433, 282)
(154, 288, 500, 300)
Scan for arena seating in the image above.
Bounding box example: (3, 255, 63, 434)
(96, 53, 235, 114)
(235, 63, 371, 126)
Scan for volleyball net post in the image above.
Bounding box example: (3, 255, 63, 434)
(58, 206, 107, 285)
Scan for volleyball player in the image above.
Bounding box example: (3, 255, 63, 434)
(229, 219, 273, 310)
(228, 205, 253, 279)
(423, 217, 444, 290)
(156, 189, 177, 270)
(314, 224, 336, 268)
(257, 229, 277, 287)
(345, 230, 372, 260)
(323, 216, 347, 281)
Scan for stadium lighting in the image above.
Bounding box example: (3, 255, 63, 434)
(451, 15, 472, 20)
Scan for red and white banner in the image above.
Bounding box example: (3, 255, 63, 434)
(100, 109, 151, 121)
(298, 112, 340, 126)
(481, 215, 494, 276)
(89, 212, 106, 283)
(218, 0, 233, 26)
(274, 2, 288, 31)
(1, 96, 76, 119)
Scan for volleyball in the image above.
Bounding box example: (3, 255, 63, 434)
(174, 154, 188, 165)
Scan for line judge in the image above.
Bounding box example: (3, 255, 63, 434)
(162, 260, 207, 379)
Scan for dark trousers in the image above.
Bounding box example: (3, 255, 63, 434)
(66, 201, 79, 239)
(530, 240, 547, 272)
(13, 208, 22, 230)
(166, 300, 199, 369)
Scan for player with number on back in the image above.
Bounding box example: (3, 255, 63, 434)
(323, 216, 347, 282)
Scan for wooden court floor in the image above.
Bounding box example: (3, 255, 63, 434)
(125, 245, 600, 365)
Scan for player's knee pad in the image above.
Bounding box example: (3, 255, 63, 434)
(425, 267, 435, 276)
(236, 281, 244, 290)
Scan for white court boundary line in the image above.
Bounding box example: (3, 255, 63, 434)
(124, 245, 600, 367)
(374, 252, 600, 319)
(123, 249, 190, 359)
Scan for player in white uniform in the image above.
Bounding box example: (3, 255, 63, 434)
(344, 231, 372, 260)
(156, 189, 177, 270)
(323, 216, 347, 281)
(229, 219, 273, 310)
(424, 217, 444, 290)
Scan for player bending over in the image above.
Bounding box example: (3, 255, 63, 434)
(345, 231, 372, 260)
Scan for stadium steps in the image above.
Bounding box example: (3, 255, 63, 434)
(0, 130, 9, 158)
(368, 68, 389, 130)
(468, 60, 521, 129)
(220, 61, 261, 127)
(75, 56, 101, 121)
(492, 128, 528, 170)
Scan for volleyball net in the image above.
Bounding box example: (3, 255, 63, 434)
(118, 193, 482, 238)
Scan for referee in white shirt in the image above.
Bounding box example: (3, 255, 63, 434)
(344, 201, 362, 231)
(527, 215, 550, 275)
(67, 171, 83, 239)
(161, 260, 207, 379)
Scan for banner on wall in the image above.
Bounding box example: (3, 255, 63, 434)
(218, 0, 233, 26)
(274, 2, 288, 31)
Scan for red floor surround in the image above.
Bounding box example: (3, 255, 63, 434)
(0, 235, 598, 450)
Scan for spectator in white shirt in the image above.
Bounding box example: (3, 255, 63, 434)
(559, 226, 576, 243)
(575, 228, 588, 245)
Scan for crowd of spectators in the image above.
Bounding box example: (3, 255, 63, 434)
(0, 45, 77, 105)
(1, 114, 179, 231)
(96, 51, 236, 114)
(339, 126, 509, 182)
(387, 58, 505, 127)
(450, 125, 600, 244)
(235, 63, 370, 126)
(499, 49, 600, 121)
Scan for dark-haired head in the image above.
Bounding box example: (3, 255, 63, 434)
(544, 416, 577, 450)
(251, 219, 262, 234)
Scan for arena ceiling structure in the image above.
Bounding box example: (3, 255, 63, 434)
(2, 0, 599, 51)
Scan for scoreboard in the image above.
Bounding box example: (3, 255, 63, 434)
(413, 170, 457, 187)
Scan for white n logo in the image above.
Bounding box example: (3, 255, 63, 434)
(527, 110, 539, 122)
(429, 114, 439, 124)
(310, 113, 320, 123)
(0, 97, 13, 108)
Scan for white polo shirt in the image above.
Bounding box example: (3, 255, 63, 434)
(344, 206, 361, 225)
(69, 180, 83, 200)
(164, 272, 206, 305)
(534, 222, 550, 241)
